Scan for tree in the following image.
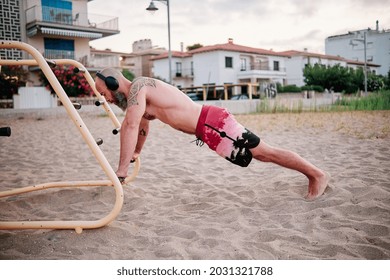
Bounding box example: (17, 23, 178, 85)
(303, 63, 383, 93)
(0, 65, 29, 99)
(367, 73, 385, 92)
(384, 70, 390, 90)
(186, 43, 203, 51)
(122, 69, 135, 81)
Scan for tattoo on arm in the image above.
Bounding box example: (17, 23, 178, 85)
(128, 78, 156, 108)
(139, 128, 146, 136)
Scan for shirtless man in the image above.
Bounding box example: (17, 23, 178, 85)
(95, 68, 329, 200)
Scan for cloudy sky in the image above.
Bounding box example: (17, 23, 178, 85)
(88, 0, 390, 54)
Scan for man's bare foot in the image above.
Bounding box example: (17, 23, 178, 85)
(305, 171, 330, 200)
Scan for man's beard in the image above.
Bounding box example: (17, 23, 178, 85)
(113, 91, 127, 111)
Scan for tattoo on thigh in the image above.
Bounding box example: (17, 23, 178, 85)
(128, 78, 156, 108)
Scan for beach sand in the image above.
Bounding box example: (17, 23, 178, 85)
(0, 109, 389, 259)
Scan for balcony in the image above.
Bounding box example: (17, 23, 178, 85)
(26, 5, 119, 39)
(238, 63, 286, 80)
(44, 49, 75, 60)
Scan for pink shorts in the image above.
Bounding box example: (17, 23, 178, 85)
(195, 105, 260, 167)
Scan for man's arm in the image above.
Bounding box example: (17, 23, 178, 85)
(116, 86, 146, 178)
(132, 118, 149, 161)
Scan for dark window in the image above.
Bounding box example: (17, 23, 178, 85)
(44, 38, 74, 59)
(225, 57, 233, 68)
(176, 62, 182, 77)
(44, 38, 74, 51)
(273, 61, 280, 71)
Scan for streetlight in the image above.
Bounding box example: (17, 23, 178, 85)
(350, 32, 368, 95)
(146, 0, 172, 84)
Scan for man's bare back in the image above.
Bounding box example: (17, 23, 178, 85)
(139, 78, 202, 134)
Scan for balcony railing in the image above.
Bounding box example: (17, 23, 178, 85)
(175, 69, 194, 78)
(44, 49, 75, 60)
(240, 63, 286, 72)
(26, 5, 118, 31)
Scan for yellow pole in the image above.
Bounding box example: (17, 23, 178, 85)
(0, 41, 133, 232)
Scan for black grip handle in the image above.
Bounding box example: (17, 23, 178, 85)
(0, 127, 11, 137)
(72, 102, 82, 110)
(95, 100, 104, 106)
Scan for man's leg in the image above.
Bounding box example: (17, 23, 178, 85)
(250, 141, 329, 199)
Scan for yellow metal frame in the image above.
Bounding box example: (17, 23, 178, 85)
(0, 41, 139, 233)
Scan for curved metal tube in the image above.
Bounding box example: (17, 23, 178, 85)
(0, 41, 139, 233)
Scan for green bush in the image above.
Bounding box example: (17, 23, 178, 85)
(0, 65, 28, 99)
(279, 84, 301, 93)
(303, 64, 387, 93)
(301, 85, 324, 92)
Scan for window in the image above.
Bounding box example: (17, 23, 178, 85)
(273, 61, 280, 71)
(240, 58, 247, 71)
(176, 62, 182, 77)
(42, 0, 72, 24)
(225, 57, 233, 68)
(44, 38, 74, 59)
(42, 0, 72, 9)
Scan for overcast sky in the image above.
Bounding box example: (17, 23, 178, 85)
(88, 0, 390, 54)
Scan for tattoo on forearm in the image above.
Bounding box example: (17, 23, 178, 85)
(139, 128, 146, 136)
(128, 78, 156, 108)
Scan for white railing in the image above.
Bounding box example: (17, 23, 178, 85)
(26, 5, 118, 31)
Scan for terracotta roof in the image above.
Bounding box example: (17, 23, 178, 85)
(343, 58, 380, 67)
(189, 40, 289, 57)
(278, 50, 344, 61)
(280, 50, 380, 67)
(152, 39, 289, 60)
(151, 51, 192, 60)
(90, 48, 129, 55)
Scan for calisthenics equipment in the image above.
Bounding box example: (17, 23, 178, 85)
(0, 41, 139, 233)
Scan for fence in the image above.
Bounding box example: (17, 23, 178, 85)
(13, 87, 58, 109)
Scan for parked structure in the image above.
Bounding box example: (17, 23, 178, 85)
(325, 20, 390, 76)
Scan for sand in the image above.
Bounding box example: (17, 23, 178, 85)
(0, 108, 389, 260)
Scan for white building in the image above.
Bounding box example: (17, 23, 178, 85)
(0, 0, 119, 78)
(151, 39, 289, 89)
(151, 38, 380, 91)
(152, 51, 193, 87)
(325, 21, 390, 76)
(280, 50, 380, 87)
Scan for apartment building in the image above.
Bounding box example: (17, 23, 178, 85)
(0, 0, 119, 76)
(152, 38, 289, 89)
(325, 21, 390, 76)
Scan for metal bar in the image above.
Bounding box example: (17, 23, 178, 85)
(0, 58, 121, 130)
(0, 41, 138, 233)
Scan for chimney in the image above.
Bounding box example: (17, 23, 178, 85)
(228, 38, 233, 44)
(180, 42, 184, 52)
(376, 20, 379, 31)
